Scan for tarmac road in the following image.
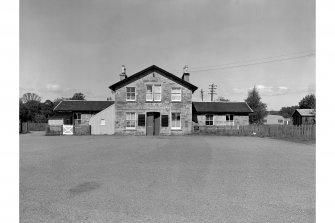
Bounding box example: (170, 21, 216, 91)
(20, 132, 315, 222)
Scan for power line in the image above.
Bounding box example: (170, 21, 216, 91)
(189, 52, 315, 73)
(171, 50, 315, 73)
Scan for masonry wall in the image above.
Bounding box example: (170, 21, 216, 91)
(195, 114, 249, 126)
(114, 71, 193, 135)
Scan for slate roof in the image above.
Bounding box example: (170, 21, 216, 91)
(293, 109, 315, 117)
(109, 65, 198, 92)
(192, 102, 253, 113)
(54, 100, 114, 112)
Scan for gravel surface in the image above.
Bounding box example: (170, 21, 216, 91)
(20, 132, 315, 222)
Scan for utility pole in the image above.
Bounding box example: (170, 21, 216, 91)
(200, 89, 204, 101)
(208, 84, 217, 102)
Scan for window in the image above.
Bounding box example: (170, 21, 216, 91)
(146, 84, 161, 101)
(126, 87, 136, 101)
(278, 119, 283, 124)
(171, 113, 181, 129)
(226, 114, 234, 126)
(100, 119, 106, 125)
(171, 87, 181, 101)
(205, 114, 213, 126)
(162, 115, 169, 127)
(74, 113, 81, 125)
(138, 114, 145, 126)
(126, 112, 136, 129)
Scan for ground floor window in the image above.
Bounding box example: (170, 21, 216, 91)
(74, 113, 81, 125)
(126, 112, 136, 129)
(226, 114, 234, 125)
(205, 114, 214, 125)
(171, 113, 181, 129)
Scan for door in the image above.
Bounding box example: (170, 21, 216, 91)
(146, 113, 154, 136)
(146, 112, 160, 136)
(153, 112, 160, 136)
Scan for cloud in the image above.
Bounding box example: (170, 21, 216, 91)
(46, 84, 60, 91)
(232, 85, 289, 96)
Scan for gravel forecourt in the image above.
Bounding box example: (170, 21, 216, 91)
(20, 132, 315, 223)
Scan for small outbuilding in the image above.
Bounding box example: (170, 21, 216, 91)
(292, 109, 315, 126)
(50, 100, 114, 126)
(263, 114, 288, 125)
(192, 102, 253, 127)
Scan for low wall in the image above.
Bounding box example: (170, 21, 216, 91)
(74, 125, 91, 135)
(27, 122, 48, 131)
(45, 125, 63, 136)
(45, 125, 91, 136)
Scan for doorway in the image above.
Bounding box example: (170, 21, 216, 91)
(146, 112, 160, 136)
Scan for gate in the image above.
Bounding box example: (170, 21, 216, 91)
(63, 125, 74, 135)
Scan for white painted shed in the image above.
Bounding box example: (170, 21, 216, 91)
(89, 104, 115, 135)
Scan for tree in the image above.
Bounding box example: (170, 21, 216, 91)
(21, 93, 41, 103)
(40, 100, 54, 119)
(53, 97, 67, 108)
(216, 96, 229, 102)
(245, 86, 267, 124)
(299, 94, 316, 109)
(20, 93, 42, 122)
(279, 105, 299, 118)
(71, 92, 86, 100)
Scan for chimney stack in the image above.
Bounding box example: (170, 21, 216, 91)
(182, 65, 190, 82)
(120, 65, 127, 80)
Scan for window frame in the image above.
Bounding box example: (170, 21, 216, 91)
(205, 114, 214, 126)
(125, 112, 136, 129)
(126, 87, 136, 101)
(171, 112, 181, 129)
(100, 119, 106, 126)
(74, 113, 82, 125)
(171, 87, 182, 102)
(225, 114, 234, 126)
(146, 84, 162, 102)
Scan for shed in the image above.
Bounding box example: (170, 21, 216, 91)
(292, 109, 315, 125)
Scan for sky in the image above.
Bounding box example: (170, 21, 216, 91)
(20, 0, 315, 110)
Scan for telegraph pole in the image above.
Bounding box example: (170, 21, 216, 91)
(208, 84, 217, 102)
(200, 89, 204, 101)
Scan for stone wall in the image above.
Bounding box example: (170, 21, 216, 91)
(74, 125, 91, 135)
(195, 114, 249, 126)
(114, 71, 193, 135)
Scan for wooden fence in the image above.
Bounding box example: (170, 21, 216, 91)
(193, 124, 316, 140)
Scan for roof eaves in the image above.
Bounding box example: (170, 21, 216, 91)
(53, 100, 63, 111)
(109, 65, 198, 92)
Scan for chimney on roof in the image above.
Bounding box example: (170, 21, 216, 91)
(182, 65, 190, 82)
(120, 65, 127, 80)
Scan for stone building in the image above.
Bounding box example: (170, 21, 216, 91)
(109, 65, 198, 135)
(192, 102, 253, 127)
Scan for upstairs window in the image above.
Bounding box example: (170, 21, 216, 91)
(126, 112, 136, 129)
(100, 119, 105, 126)
(146, 84, 161, 101)
(171, 87, 181, 101)
(205, 114, 213, 126)
(126, 87, 136, 101)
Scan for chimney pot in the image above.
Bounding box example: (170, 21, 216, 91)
(120, 65, 127, 80)
(182, 65, 190, 82)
